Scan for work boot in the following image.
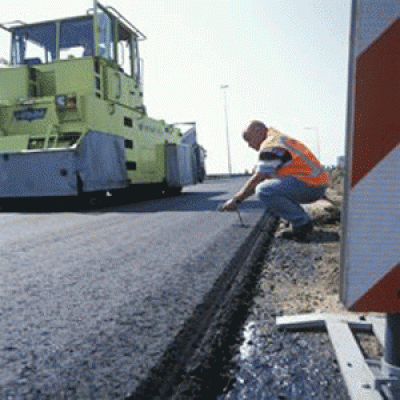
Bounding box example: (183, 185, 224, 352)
(280, 220, 313, 241)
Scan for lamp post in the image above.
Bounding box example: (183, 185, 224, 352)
(304, 126, 321, 160)
(221, 84, 232, 175)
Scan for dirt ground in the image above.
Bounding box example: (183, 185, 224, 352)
(274, 188, 346, 317)
(258, 171, 347, 321)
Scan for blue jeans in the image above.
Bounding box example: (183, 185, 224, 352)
(255, 177, 326, 227)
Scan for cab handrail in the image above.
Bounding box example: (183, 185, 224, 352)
(86, 5, 146, 40)
(105, 6, 146, 40)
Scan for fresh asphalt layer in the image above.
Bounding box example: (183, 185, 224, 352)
(0, 177, 270, 399)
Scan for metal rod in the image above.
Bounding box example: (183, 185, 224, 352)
(221, 84, 232, 175)
(384, 313, 400, 368)
(216, 202, 245, 227)
(236, 209, 244, 226)
(106, 6, 147, 40)
(304, 126, 321, 160)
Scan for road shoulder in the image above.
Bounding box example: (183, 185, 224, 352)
(218, 190, 353, 399)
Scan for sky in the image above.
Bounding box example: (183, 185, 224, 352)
(0, 0, 352, 174)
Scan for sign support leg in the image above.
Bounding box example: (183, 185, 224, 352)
(375, 313, 400, 399)
(384, 313, 400, 368)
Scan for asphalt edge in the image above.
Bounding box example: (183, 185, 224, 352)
(128, 212, 279, 400)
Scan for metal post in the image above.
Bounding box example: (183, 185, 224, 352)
(384, 313, 400, 368)
(304, 126, 321, 160)
(93, 0, 99, 57)
(221, 84, 232, 175)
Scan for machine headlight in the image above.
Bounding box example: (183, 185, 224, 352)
(55, 94, 67, 109)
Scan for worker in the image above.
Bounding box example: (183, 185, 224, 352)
(221, 120, 328, 240)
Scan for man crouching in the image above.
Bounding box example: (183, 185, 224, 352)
(222, 121, 328, 241)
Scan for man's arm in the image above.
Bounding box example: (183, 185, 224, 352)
(222, 171, 271, 210)
(221, 145, 291, 211)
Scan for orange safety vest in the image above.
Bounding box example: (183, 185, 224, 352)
(260, 128, 328, 188)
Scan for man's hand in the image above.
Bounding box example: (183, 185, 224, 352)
(220, 171, 270, 212)
(220, 198, 238, 211)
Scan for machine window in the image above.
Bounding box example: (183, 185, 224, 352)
(60, 17, 94, 59)
(11, 23, 56, 65)
(117, 25, 132, 76)
(98, 11, 114, 60)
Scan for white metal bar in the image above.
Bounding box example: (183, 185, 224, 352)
(326, 320, 383, 400)
(277, 313, 373, 332)
(367, 316, 387, 346)
(277, 313, 327, 329)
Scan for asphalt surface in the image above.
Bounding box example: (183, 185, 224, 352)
(0, 177, 269, 399)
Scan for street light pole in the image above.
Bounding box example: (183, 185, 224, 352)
(221, 84, 232, 175)
(304, 126, 321, 160)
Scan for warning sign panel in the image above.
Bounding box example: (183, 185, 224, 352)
(341, 0, 400, 312)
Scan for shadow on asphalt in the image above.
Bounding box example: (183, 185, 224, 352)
(109, 191, 263, 214)
(0, 190, 263, 214)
